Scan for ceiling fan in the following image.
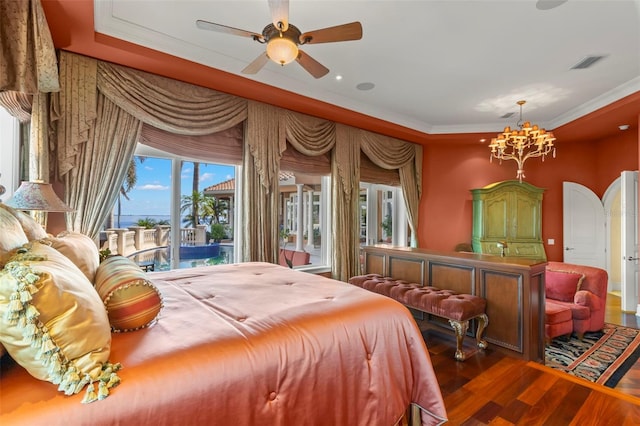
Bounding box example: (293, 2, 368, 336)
(196, 0, 363, 79)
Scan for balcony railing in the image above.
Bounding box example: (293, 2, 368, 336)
(101, 224, 207, 257)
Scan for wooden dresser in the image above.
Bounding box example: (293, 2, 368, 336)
(361, 245, 547, 362)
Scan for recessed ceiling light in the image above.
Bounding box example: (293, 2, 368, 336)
(619, 124, 630, 131)
(479, 139, 486, 143)
(356, 82, 375, 91)
(335, 75, 343, 81)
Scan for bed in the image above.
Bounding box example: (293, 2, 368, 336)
(0, 260, 447, 425)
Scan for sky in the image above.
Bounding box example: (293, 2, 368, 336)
(116, 157, 235, 216)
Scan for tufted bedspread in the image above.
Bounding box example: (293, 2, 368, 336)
(0, 262, 446, 425)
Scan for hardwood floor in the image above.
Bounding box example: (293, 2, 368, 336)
(420, 293, 640, 425)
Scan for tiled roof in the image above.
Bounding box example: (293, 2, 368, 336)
(204, 178, 234, 192)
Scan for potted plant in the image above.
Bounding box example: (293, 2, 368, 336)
(381, 214, 393, 242)
(210, 223, 226, 243)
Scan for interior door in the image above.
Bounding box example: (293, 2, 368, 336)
(621, 171, 639, 313)
(562, 182, 606, 269)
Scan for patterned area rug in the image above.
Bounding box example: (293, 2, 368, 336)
(545, 323, 640, 387)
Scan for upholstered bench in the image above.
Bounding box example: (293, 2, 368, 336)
(349, 274, 488, 361)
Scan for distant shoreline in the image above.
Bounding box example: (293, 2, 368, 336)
(112, 214, 171, 228)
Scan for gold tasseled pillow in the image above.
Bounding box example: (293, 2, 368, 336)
(0, 242, 121, 403)
(40, 231, 100, 283)
(94, 256, 163, 332)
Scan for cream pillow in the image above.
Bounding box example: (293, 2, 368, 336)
(41, 231, 100, 283)
(0, 203, 48, 240)
(0, 242, 120, 403)
(0, 207, 29, 264)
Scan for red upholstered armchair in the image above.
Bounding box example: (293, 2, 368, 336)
(545, 261, 608, 339)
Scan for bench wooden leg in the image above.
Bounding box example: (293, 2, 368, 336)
(448, 319, 468, 361)
(476, 314, 488, 350)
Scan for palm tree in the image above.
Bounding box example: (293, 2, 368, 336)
(201, 196, 228, 225)
(180, 190, 207, 228)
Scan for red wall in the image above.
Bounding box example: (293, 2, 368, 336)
(419, 130, 639, 261)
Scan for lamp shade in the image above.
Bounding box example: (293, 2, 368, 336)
(266, 37, 299, 65)
(5, 181, 73, 212)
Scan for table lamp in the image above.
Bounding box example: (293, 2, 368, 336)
(5, 181, 74, 229)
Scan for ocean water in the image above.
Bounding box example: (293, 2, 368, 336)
(112, 215, 172, 228)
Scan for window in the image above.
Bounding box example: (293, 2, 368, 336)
(278, 171, 331, 271)
(104, 147, 238, 271)
(359, 183, 409, 247)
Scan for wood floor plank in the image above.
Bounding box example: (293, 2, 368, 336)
(516, 378, 574, 425)
(516, 369, 560, 405)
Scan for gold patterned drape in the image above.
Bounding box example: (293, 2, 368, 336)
(0, 0, 59, 94)
(332, 124, 361, 281)
(242, 101, 286, 263)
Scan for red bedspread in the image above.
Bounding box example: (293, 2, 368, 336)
(0, 262, 446, 425)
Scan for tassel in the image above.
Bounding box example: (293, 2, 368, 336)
(24, 272, 40, 283)
(17, 315, 27, 329)
(19, 289, 33, 303)
(97, 380, 109, 400)
(59, 367, 80, 393)
(8, 293, 23, 312)
(4, 310, 19, 325)
(21, 322, 38, 341)
(27, 283, 39, 294)
(106, 372, 121, 388)
(74, 375, 90, 395)
(99, 366, 112, 382)
(81, 383, 97, 404)
(40, 333, 57, 355)
(25, 304, 40, 320)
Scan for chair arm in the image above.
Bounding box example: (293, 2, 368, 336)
(574, 290, 602, 311)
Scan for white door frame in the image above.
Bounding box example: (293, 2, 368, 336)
(620, 171, 639, 314)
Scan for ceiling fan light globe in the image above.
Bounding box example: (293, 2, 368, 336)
(267, 37, 298, 65)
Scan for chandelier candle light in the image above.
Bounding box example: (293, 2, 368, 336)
(488, 100, 556, 182)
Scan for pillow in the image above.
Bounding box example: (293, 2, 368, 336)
(0, 203, 48, 240)
(0, 242, 120, 403)
(40, 231, 100, 283)
(545, 269, 585, 302)
(0, 206, 29, 263)
(94, 255, 163, 332)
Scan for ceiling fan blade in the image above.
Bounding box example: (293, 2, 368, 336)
(196, 19, 263, 40)
(268, 0, 289, 31)
(242, 52, 270, 74)
(296, 50, 329, 79)
(299, 22, 362, 44)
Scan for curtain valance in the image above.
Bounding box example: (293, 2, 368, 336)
(284, 110, 335, 156)
(97, 61, 247, 135)
(139, 122, 243, 165)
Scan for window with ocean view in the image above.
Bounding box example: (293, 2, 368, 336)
(101, 150, 236, 271)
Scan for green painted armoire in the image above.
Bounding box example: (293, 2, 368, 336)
(471, 180, 546, 260)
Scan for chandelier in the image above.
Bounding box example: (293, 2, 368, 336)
(488, 100, 556, 182)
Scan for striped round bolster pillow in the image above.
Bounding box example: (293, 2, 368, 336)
(94, 256, 163, 332)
